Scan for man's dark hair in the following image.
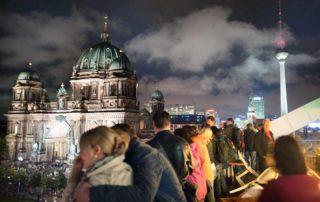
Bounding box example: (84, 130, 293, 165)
(226, 118, 234, 124)
(112, 123, 136, 138)
(182, 125, 198, 138)
(207, 116, 215, 122)
(152, 110, 170, 129)
(174, 128, 193, 144)
(274, 135, 307, 175)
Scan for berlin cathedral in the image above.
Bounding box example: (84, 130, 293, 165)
(5, 17, 144, 162)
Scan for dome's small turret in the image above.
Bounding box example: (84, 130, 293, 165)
(17, 61, 41, 81)
(151, 90, 164, 101)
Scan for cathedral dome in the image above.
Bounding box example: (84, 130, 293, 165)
(74, 17, 132, 73)
(17, 62, 40, 81)
(151, 90, 164, 101)
(75, 42, 132, 72)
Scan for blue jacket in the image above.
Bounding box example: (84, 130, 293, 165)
(90, 138, 187, 202)
(147, 130, 193, 183)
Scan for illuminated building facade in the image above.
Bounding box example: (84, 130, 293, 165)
(247, 96, 265, 123)
(5, 17, 139, 162)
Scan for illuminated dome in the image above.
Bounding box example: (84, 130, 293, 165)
(74, 42, 132, 72)
(17, 62, 41, 81)
(151, 90, 164, 101)
(74, 17, 132, 73)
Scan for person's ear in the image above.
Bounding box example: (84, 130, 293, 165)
(93, 145, 102, 156)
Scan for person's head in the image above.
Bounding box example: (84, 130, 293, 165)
(219, 122, 225, 129)
(79, 126, 130, 170)
(274, 135, 306, 175)
(246, 123, 254, 131)
(174, 128, 193, 144)
(182, 125, 198, 136)
(112, 123, 137, 139)
(206, 116, 215, 127)
(256, 123, 263, 131)
(263, 119, 271, 132)
(226, 118, 234, 126)
(152, 110, 171, 132)
(200, 124, 213, 143)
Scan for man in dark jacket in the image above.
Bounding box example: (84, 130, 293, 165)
(206, 116, 220, 163)
(243, 123, 256, 169)
(222, 118, 242, 151)
(206, 117, 227, 199)
(74, 124, 186, 202)
(254, 119, 274, 173)
(147, 110, 193, 183)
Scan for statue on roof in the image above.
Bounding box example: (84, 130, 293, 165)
(57, 83, 68, 110)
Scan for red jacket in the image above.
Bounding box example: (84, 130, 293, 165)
(259, 175, 320, 202)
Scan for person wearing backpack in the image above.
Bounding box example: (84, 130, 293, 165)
(244, 123, 257, 169)
(222, 118, 242, 152)
(213, 125, 229, 199)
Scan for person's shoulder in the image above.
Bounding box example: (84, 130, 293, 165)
(293, 175, 320, 184)
(211, 126, 219, 131)
(255, 130, 263, 135)
(261, 178, 282, 192)
(130, 140, 158, 159)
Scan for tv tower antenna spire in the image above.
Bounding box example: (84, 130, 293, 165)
(277, 0, 286, 49)
(276, 0, 289, 116)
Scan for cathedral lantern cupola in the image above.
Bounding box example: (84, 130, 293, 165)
(150, 90, 165, 114)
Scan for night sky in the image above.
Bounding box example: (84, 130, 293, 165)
(0, 0, 319, 120)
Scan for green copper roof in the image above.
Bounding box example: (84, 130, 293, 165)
(17, 66, 40, 81)
(74, 41, 132, 72)
(151, 90, 164, 101)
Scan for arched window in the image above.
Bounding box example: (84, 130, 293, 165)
(83, 58, 89, 68)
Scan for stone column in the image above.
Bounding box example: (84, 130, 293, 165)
(119, 80, 123, 96)
(105, 82, 109, 96)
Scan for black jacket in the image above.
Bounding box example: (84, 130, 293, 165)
(90, 138, 187, 202)
(254, 130, 274, 158)
(211, 126, 219, 137)
(147, 130, 193, 182)
(222, 125, 242, 150)
(244, 129, 256, 152)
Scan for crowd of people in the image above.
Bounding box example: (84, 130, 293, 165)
(0, 160, 68, 201)
(63, 111, 320, 202)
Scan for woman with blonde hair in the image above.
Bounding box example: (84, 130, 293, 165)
(184, 125, 215, 202)
(62, 126, 132, 202)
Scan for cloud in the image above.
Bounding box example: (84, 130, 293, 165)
(0, 10, 96, 67)
(131, 6, 320, 117)
(0, 5, 319, 119)
(125, 7, 280, 72)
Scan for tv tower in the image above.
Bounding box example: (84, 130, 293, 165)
(276, 0, 289, 116)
